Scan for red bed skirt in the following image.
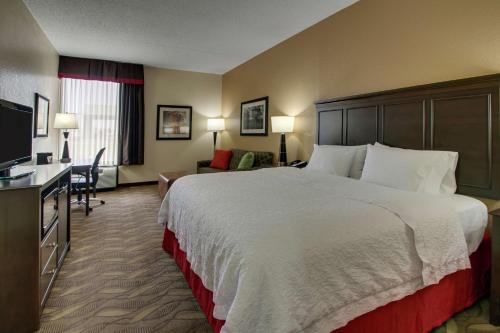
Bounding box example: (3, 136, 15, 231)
(163, 227, 491, 333)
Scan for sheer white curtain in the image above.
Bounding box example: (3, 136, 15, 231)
(60, 78, 119, 165)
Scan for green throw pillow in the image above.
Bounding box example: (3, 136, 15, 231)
(237, 152, 255, 170)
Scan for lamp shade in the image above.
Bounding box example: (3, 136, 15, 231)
(53, 113, 78, 129)
(207, 118, 225, 131)
(271, 116, 294, 133)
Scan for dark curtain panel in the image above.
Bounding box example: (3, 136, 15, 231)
(58, 55, 145, 166)
(59, 56, 144, 84)
(118, 84, 144, 165)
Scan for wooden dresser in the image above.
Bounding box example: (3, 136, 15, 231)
(0, 164, 72, 332)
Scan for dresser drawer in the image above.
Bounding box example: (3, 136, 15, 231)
(40, 247, 57, 306)
(41, 221, 58, 273)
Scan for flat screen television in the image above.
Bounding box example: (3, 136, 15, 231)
(0, 99, 33, 176)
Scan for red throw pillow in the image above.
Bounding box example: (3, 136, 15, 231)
(210, 150, 232, 170)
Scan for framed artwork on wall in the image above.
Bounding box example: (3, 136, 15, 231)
(156, 105, 192, 140)
(240, 96, 268, 136)
(34, 93, 49, 137)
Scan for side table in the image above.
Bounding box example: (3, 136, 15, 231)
(158, 171, 188, 200)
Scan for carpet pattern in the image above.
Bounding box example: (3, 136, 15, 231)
(38, 185, 212, 333)
(37, 185, 498, 333)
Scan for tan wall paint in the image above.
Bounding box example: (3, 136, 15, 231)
(0, 2, 222, 184)
(119, 66, 222, 183)
(222, 0, 500, 162)
(0, 0, 60, 156)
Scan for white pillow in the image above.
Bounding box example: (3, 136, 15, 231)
(306, 144, 357, 177)
(360, 144, 452, 194)
(374, 142, 458, 194)
(348, 145, 367, 179)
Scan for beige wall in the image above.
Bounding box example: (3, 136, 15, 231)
(119, 66, 222, 183)
(0, 1, 221, 184)
(0, 0, 60, 156)
(222, 0, 500, 162)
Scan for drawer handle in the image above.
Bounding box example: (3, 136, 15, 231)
(45, 242, 57, 248)
(43, 269, 56, 275)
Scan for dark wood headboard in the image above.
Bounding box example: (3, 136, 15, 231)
(315, 74, 500, 199)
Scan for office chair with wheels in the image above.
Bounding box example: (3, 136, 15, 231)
(71, 147, 106, 211)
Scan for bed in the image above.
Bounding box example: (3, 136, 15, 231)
(159, 74, 500, 332)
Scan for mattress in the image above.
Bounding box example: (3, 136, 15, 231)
(446, 194, 488, 254)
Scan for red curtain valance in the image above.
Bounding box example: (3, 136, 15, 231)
(58, 56, 144, 85)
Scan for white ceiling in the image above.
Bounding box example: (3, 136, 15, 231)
(24, 0, 357, 74)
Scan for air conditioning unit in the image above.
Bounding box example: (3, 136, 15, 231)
(96, 165, 118, 190)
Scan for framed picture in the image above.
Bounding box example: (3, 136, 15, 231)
(34, 93, 49, 137)
(156, 105, 192, 140)
(240, 96, 268, 136)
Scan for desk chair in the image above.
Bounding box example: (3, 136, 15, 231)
(71, 147, 106, 211)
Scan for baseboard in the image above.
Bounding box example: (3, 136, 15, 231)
(117, 180, 158, 187)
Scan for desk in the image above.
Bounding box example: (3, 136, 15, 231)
(72, 164, 91, 216)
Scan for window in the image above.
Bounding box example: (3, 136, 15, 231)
(60, 78, 119, 165)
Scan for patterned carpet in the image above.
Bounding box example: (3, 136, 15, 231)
(38, 185, 212, 333)
(36, 185, 498, 333)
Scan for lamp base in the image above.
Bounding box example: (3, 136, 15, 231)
(278, 133, 287, 166)
(213, 131, 218, 150)
(61, 131, 71, 163)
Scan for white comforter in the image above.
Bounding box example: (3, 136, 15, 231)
(158, 168, 473, 333)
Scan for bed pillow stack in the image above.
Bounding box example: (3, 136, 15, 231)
(304, 143, 458, 195)
(361, 143, 458, 194)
